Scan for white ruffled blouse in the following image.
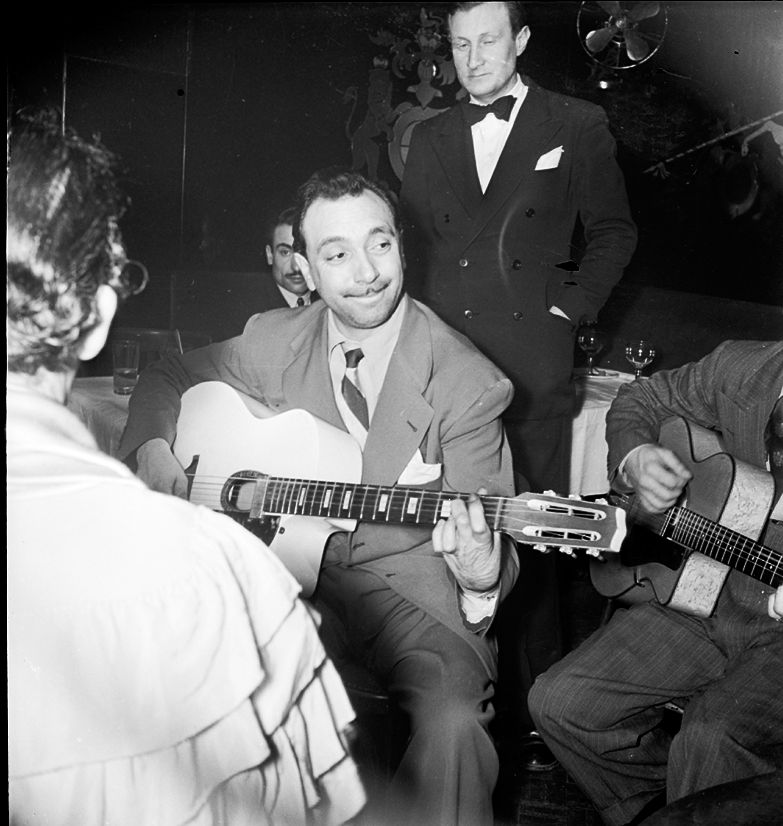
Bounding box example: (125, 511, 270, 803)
(7, 383, 366, 825)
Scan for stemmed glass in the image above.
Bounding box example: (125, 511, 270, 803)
(577, 324, 607, 376)
(625, 340, 656, 379)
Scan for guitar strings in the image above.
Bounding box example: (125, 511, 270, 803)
(182, 472, 614, 548)
(669, 506, 781, 584)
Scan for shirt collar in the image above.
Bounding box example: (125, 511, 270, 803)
(276, 283, 310, 307)
(326, 297, 407, 365)
(468, 74, 527, 109)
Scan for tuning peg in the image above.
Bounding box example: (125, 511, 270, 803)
(533, 543, 552, 553)
(559, 546, 577, 558)
(585, 549, 604, 559)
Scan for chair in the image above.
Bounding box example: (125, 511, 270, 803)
(338, 660, 407, 817)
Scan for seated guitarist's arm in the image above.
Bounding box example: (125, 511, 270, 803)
(119, 335, 256, 465)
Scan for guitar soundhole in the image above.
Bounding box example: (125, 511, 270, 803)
(221, 470, 262, 514)
(220, 470, 280, 545)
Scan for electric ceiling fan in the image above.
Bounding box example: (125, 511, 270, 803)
(577, 1, 668, 69)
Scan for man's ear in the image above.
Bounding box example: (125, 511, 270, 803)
(294, 252, 317, 292)
(516, 25, 530, 57)
(265, 244, 273, 267)
(79, 284, 118, 362)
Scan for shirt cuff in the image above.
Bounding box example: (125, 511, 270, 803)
(616, 445, 645, 490)
(459, 583, 500, 624)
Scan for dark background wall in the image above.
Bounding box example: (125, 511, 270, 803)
(7, 1, 783, 336)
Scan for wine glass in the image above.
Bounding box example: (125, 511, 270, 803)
(625, 340, 656, 379)
(577, 325, 607, 376)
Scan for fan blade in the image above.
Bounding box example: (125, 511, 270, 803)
(624, 30, 651, 61)
(586, 26, 618, 54)
(627, 2, 660, 23)
(597, 0, 622, 15)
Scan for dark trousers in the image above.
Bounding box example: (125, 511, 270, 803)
(497, 414, 571, 732)
(529, 600, 783, 826)
(313, 555, 499, 826)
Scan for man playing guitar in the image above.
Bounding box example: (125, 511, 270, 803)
(529, 339, 783, 826)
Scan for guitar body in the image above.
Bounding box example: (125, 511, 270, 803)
(591, 416, 775, 617)
(174, 381, 361, 596)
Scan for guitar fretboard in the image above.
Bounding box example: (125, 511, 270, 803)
(644, 503, 782, 587)
(254, 475, 506, 528)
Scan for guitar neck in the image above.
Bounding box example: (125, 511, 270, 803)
(638, 503, 782, 588)
(250, 475, 624, 553)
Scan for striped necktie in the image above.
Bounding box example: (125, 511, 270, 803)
(342, 346, 369, 430)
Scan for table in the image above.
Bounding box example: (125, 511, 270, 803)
(67, 376, 131, 458)
(67, 372, 635, 495)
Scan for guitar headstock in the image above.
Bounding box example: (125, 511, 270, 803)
(497, 491, 627, 556)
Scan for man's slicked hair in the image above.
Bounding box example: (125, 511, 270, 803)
(446, 1, 528, 35)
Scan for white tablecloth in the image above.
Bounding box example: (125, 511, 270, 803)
(67, 377, 130, 458)
(569, 371, 635, 496)
(67, 372, 636, 495)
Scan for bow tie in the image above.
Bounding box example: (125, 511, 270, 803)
(462, 94, 516, 126)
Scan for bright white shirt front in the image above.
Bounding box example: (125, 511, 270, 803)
(469, 74, 528, 193)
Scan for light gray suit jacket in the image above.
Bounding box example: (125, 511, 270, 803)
(120, 295, 520, 673)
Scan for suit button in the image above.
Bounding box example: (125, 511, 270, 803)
(459, 258, 469, 268)
(525, 208, 535, 217)
(512, 259, 522, 270)
(464, 309, 475, 319)
(513, 311, 523, 320)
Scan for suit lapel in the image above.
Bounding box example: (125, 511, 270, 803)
(362, 298, 434, 485)
(432, 107, 484, 220)
(281, 306, 344, 429)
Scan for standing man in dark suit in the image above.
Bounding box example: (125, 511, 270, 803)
(530, 339, 783, 825)
(262, 205, 318, 308)
(119, 168, 521, 826)
(399, 1, 638, 764)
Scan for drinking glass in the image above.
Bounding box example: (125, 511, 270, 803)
(624, 340, 656, 379)
(577, 325, 607, 376)
(112, 339, 140, 395)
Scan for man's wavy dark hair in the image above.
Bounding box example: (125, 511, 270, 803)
(291, 167, 401, 255)
(7, 108, 132, 374)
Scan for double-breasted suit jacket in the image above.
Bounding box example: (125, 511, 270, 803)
(120, 295, 520, 675)
(400, 78, 638, 421)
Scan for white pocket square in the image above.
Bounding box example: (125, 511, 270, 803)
(397, 458, 442, 486)
(535, 146, 563, 170)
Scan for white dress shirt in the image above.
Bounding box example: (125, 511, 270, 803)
(469, 74, 528, 193)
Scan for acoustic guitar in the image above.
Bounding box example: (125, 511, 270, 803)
(590, 415, 782, 617)
(174, 381, 626, 596)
